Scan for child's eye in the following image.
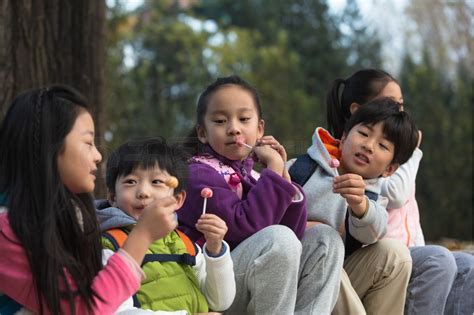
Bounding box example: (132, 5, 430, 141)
(123, 179, 136, 185)
(358, 131, 368, 137)
(213, 119, 226, 124)
(240, 117, 251, 122)
(379, 143, 390, 151)
(152, 179, 165, 185)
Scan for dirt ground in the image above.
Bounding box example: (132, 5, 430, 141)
(432, 238, 474, 255)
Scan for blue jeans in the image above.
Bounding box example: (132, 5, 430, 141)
(405, 245, 474, 315)
(445, 251, 474, 315)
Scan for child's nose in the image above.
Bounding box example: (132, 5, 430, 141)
(227, 120, 241, 135)
(137, 187, 151, 199)
(362, 139, 375, 153)
(94, 146, 102, 164)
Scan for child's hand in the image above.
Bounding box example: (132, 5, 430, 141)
(195, 213, 228, 256)
(135, 196, 179, 243)
(333, 174, 367, 218)
(257, 135, 288, 162)
(253, 140, 284, 177)
(123, 196, 178, 265)
(257, 135, 292, 182)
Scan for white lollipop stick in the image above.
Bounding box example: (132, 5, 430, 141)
(202, 198, 208, 215)
(201, 187, 213, 215)
(236, 138, 253, 149)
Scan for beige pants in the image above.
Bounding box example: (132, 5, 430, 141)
(332, 239, 412, 315)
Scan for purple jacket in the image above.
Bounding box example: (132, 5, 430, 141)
(178, 146, 307, 250)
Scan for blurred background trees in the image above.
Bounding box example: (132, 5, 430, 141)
(1, 0, 471, 241)
(0, 0, 108, 196)
(104, 0, 472, 242)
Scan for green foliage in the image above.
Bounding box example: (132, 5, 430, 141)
(400, 52, 473, 241)
(105, 0, 471, 241)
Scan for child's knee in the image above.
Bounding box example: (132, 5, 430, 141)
(305, 224, 344, 252)
(375, 239, 412, 265)
(413, 245, 457, 277)
(259, 225, 302, 256)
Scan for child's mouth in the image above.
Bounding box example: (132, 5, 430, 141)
(355, 153, 370, 164)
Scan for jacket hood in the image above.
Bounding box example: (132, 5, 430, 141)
(307, 127, 341, 176)
(95, 199, 136, 231)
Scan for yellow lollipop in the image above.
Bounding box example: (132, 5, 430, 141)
(165, 176, 179, 189)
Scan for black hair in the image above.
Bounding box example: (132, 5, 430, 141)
(0, 85, 102, 314)
(184, 75, 262, 155)
(327, 69, 398, 139)
(344, 97, 418, 165)
(106, 137, 189, 195)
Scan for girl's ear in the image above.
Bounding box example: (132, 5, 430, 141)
(382, 163, 399, 177)
(257, 119, 265, 138)
(107, 192, 117, 207)
(196, 125, 208, 144)
(174, 190, 187, 209)
(349, 102, 361, 114)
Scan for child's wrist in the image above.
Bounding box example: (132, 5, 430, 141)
(205, 240, 223, 256)
(122, 226, 153, 265)
(205, 242, 226, 257)
(351, 197, 369, 219)
(266, 160, 284, 175)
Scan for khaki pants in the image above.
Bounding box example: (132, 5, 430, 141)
(332, 239, 412, 315)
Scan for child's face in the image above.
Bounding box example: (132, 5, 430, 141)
(109, 165, 183, 220)
(339, 122, 398, 178)
(197, 84, 264, 161)
(378, 81, 404, 110)
(57, 112, 102, 193)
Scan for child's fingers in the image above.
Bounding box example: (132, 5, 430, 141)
(333, 186, 364, 196)
(196, 220, 227, 233)
(196, 225, 227, 240)
(270, 144, 287, 161)
(198, 215, 226, 227)
(333, 174, 365, 189)
(257, 135, 279, 145)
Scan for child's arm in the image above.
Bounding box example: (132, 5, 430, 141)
(195, 214, 235, 311)
(180, 162, 307, 247)
(380, 148, 422, 209)
(380, 131, 423, 209)
(333, 174, 388, 244)
(0, 214, 140, 314)
(102, 249, 190, 315)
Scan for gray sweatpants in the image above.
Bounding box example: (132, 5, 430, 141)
(225, 224, 344, 315)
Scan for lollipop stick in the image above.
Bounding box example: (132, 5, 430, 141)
(202, 198, 208, 215)
(241, 142, 253, 149)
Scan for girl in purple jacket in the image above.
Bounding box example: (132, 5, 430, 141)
(179, 75, 345, 314)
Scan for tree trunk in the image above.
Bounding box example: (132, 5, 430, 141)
(0, 0, 107, 198)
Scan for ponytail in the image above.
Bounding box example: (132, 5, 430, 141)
(326, 78, 346, 139)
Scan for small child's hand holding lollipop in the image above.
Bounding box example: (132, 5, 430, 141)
(196, 187, 227, 255)
(196, 213, 228, 256)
